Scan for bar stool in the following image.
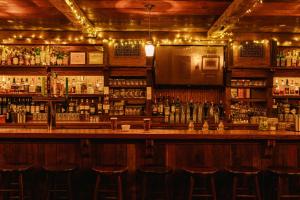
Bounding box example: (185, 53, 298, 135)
(269, 167, 300, 200)
(138, 166, 172, 200)
(43, 164, 76, 200)
(92, 166, 127, 200)
(227, 166, 262, 200)
(182, 167, 218, 200)
(0, 164, 32, 200)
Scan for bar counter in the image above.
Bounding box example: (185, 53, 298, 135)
(0, 128, 300, 140)
(0, 128, 299, 200)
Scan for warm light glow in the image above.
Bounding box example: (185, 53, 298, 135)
(145, 41, 155, 57)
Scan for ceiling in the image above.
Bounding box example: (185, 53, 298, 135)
(0, 0, 299, 40)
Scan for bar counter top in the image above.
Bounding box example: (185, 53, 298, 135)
(0, 128, 300, 140)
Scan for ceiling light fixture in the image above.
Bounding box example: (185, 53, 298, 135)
(144, 4, 155, 57)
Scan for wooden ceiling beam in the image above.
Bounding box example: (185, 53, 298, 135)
(48, 0, 97, 37)
(208, 0, 262, 39)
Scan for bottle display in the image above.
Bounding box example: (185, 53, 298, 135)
(273, 77, 300, 96)
(0, 45, 69, 66)
(276, 49, 300, 67)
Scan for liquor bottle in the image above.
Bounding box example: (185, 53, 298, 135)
(285, 79, 289, 95)
(68, 99, 75, 113)
(164, 96, 170, 123)
(30, 101, 35, 114)
(203, 101, 209, 120)
(273, 79, 280, 95)
(97, 97, 103, 115)
(25, 98, 31, 114)
(180, 104, 186, 124)
(290, 80, 295, 95)
(75, 99, 80, 113)
(276, 53, 281, 67)
(39, 102, 45, 113)
(158, 95, 164, 116)
(79, 99, 85, 120)
(152, 96, 158, 116)
(175, 97, 181, 123)
(90, 99, 96, 115)
(85, 99, 90, 118)
(103, 95, 110, 114)
(286, 51, 292, 67)
(197, 103, 203, 123)
(189, 99, 194, 121)
(35, 101, 40, 113)
(71, 79, 76, 93)
(170, 97, 176, 123)
(281, 52, 286, 67)
(24, 78, 29, 93)
(186, 101, 190, 122)
(218, 100, 225, 119)
(11, 77, 17, 92)
(29, 78, 35, 93)
(36, 77, 42, 93)
(279, 80, 285, 95)
(292, 50, 297, 67)
(271, 99, 278, 118)
(6, 101, 12, 123)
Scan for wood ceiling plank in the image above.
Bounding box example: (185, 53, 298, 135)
(208, 0, 262, 38)
(48, 0, 96, 36)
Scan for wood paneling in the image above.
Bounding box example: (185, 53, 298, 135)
(232, 41, 271, 67)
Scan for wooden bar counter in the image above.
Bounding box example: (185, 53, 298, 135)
(0, 128, 299, 200)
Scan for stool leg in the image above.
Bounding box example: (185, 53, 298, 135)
(277, 175, 282, 200)
(93, 175, 100, 200)
(117, 175, 123, 200)
(18, 173, 24, 200)
(142, 175, 147, 200)
(255, 176, 262, 200)
(164, 174, 170, 200)
(188, 175, 194, 200)
(67, 173, 73, 200)
(210, 176, 217, 200)
(46, 173, 50, 200)
(232, 176, 237, 200)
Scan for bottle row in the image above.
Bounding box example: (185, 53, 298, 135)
(230, 102, 267, 124)
(276, 49, 300, 67)
(1, 46, 69, 66)
(231, 79, 266, 87)
(109, 79, 147, 87)
(0, 76, 104, 95)
(109, 88, 146, 98)
(152, 96, 225, 124)
(273, 78, 300, 96)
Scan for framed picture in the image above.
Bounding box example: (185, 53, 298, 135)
(88, 52, 103, 65)
(202, 55, 220, 70)
(70, 52, 86, 65)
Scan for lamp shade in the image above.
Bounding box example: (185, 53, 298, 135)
(145, 41, 155, 57)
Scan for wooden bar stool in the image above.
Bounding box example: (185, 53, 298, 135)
(182, 167, 218, 200)
(269, 167, 300, 200)
(92, 166, 127, 200)
(0, 164, 32, 200)
(227, 166, 262, 200)
(43, 164, 76, 200)
(138, 166, 172, 200)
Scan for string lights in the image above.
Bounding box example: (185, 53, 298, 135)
(64, 0, 97, 37)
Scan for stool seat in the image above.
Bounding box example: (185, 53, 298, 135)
(268, 167, 300, 175)
(43, 164, 76, 172)
(183, 167, 218, 175)
(138, 166, 172, 174)
(92, 166, 127, 175)
(0, 164, 32, 172)
(227, 166, 260, 175)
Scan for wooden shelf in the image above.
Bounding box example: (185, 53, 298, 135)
(0, 93, 42, 97)
(273, 95, 300, 99)
(67, 94, 103, 98)
(109, 85, 147, 88)
(231, 98, 267, 102)
(230, 86, 266, 89)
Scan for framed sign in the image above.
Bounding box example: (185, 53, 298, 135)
(202, 55, 220, 70)
(70, 52, 86, 65)
(88, 52, 103, 65)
